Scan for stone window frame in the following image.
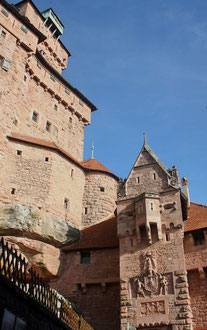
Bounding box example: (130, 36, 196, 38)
(0, 56, 11, 71)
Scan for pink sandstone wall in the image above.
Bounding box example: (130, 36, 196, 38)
(52, 247, 120, 330)
(82, 172, 117, 227)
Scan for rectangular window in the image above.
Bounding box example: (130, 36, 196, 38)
(21, 25, 27, 33)
(84, 207, 87, 215)
(153, 173, 156, 180)
(1, 30, 6, 38)
(17, 150, 22, 156)
(80, 251, 90, 264)
(46, 121, 51, 132)
(79, 99, 84, 107)
(192, 230, 205, 246)
(50, 73, 56, 82)
(1, 7, 9, 17)
(100, 187, 105, 192)
(71, 169, 74, 177)
(136, 177, 140, 184)
(65, 86, 70, 94)
(54, 104, 58, 111)
(11, 188, 16, 195)
(2, 58, 11, 71)
(0, 56, 3, 67)
(45, 157, 49, 162)
(69, 116, 72, 123)
(151, 203, 153, 210)
(13, 118, 18, 126)
(32, 111, 38, 122)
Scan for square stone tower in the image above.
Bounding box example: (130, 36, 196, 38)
(117, 136, 192, 330)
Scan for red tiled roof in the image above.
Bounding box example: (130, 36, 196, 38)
(63, 216, 119, 251)
(8, 134, 118, 178)
(184, 202, 207, 232)
(81, 158, 118, 179)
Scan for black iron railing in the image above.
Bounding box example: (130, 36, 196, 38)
(0, 237, 93, 330)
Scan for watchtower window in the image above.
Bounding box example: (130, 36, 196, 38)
(80, 251, 90, 264)
(84, 207, 88, 215)
(150, 203, 153, 210)
(192, 230, 205, 246)
(45, 157, 49, 162)
(153, 173, 156, 180)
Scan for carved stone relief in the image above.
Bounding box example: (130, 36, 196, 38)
(140, 300, 165, 316)
(131, 251, 173, 298)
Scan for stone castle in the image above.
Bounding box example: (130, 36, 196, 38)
(0, 0, 207, 329)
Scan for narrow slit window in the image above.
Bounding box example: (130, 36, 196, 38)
(21, 25, 27, 33)
(64, 198, 69, 209)
(54, 104, 58, 111)
(37, 61, 42, 69)
(166, 233, 170, 242)
(130, 239, 133, 247)
(50, 74, 56, 82)
(136, 177, 140, 184)
(71, 169, 74, 177)
(79, 99, 84, 107)
(151, 203, 153, 210)
(153, 173, 156, 180)
(84, 207, 88, 215)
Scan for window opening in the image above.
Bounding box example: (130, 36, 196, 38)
(32, 111, 38, 122)
(65, 87, 70, 94)
(166, 233, 170, 242)
(2, 58, 11, 71)
(46, 121, 51, 132)
(52, 125, 58, 137)
(17, 150, 22, 156)
(150, 223, 159, 244)
(13, 118, 18, 126)
(54, 104, 58, 111)
(21, 25, 27, 33)
(69, 116, 72, 123)
(84, 207, 87, 215)
(1, 7, 9, 17)
(79, 99, 84, 107)
(45, 157, 49, 162)
(153, 173, 156, 180)
(64, 198, 69, 209)
(23, 75, 27, 82)
(192, 230, 205, 246)
(151, 203, 153, 210)
(136, 177, 140, 183)
(130, 239, 133, 247)
(50, 73, 56, 82)
(71, 169, 74, 177)
(11, 188, 16, 195)
(80, 251, 90, 264)
(37, 61, 42, 69)
(100, 187, 105, 192)
(1, 30, 6, 38)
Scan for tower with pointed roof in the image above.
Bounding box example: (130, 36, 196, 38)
(117, 137, 192, 330)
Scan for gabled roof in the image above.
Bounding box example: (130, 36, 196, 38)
(62, 216, 119, 251)
(184, 202, 207, 232)
(126, 138, 171, 183)
(81, 158, 118, 180)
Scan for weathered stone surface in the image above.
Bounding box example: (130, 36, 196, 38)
(0, 204, 80, 247)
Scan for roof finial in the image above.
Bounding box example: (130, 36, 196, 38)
(91, 142, 94, 159)
(144, 132, 147, 145)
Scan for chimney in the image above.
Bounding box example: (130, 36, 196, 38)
(181, 177, 190, 208)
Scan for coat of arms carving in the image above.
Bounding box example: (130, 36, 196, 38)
(131, 251, 169, 298)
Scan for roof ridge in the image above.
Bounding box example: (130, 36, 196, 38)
(190, 201, 207, 208)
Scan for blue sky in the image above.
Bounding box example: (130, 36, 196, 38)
(33, 0, 207, 205)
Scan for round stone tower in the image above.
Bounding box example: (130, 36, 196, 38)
(81, 158, 118, 227)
